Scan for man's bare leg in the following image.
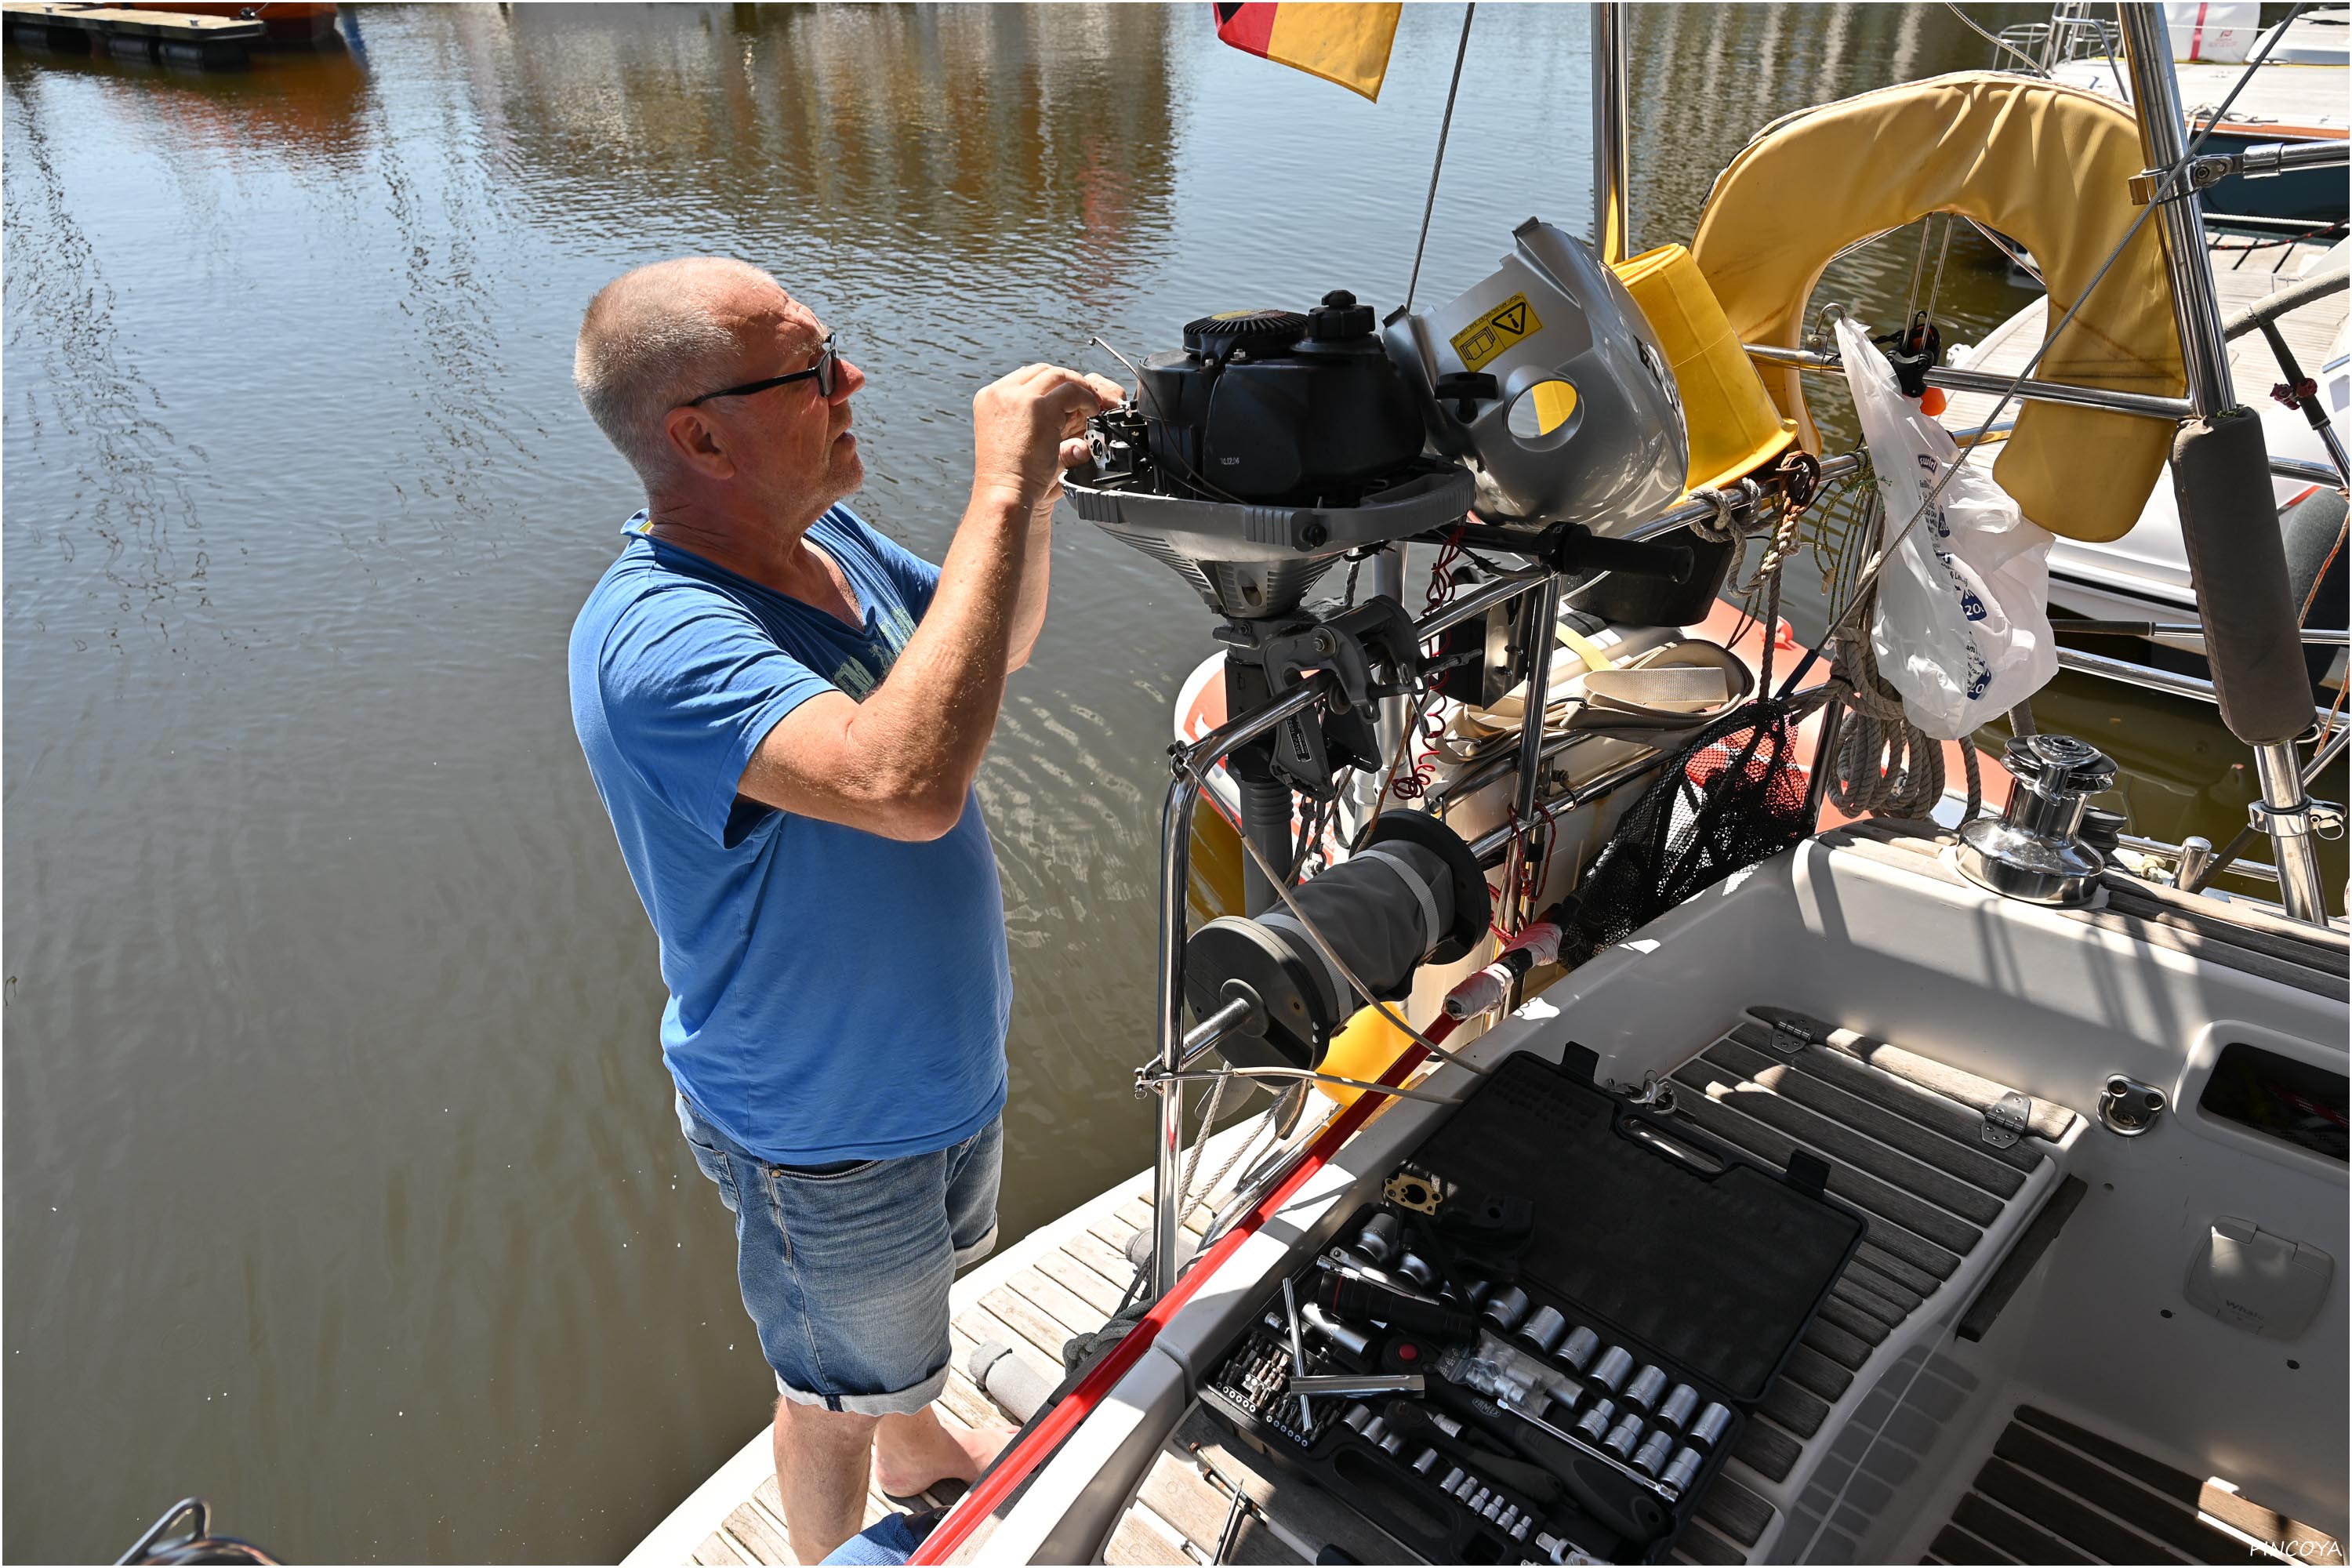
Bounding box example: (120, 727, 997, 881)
(772, 1397, 880, 1565)
(870, 1406, 1014, 1498)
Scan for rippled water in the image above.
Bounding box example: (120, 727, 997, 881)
(9, 5, 2278, 1560)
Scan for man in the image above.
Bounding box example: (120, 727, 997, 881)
(566, 257, 1122, 1563)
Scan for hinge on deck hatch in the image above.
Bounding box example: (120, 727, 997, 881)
(1981, 1091, 2031, 1149)
(1748, 1005, 1830, 1058)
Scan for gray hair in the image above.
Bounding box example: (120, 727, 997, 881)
(572, 257, 782, 489)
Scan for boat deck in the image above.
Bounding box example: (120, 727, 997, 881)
(628, 939, 2352, 1566)
(1937, 237, 2345, 443)
(629, 988, 2098, 1566)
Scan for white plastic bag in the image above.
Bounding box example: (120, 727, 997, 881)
(1837, 316, 2058, 741)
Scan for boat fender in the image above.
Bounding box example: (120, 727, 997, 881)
(966, 1341, 1056, 1426)
(1692, 72, 2185, 544)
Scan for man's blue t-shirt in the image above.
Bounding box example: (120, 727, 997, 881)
(568, 505, 1010, 1163)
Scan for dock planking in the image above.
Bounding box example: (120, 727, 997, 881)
(3, 2, 262, 66)
(641, 1126, 1280, 1567)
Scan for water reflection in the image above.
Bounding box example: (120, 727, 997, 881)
(1, 30, 373, 165)
(466, 5, 1176, 262)
(2, 67, 212, 657)
(3, 9, 2317, 1566)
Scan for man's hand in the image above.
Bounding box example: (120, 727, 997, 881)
(971, 364, 1124, 511)
(736, 365, 1120, 841)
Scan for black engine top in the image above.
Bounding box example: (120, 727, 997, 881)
(1138, 290, 1427, 506)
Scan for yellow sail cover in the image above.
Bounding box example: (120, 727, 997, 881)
(1691, 72, 2186, 544)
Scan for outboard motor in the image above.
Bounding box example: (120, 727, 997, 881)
(1384, 218, 1689, 533)
(1067, 241, 1693, 916)
(1067, 287, 1474, 918)
(1073, 289, 1474, 624)
(1136, 292, 1428, 505)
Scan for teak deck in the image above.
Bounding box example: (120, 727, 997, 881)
(629, 993, 2342, 1565)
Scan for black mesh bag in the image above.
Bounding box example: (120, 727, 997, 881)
(1573, 698, 1814, 949)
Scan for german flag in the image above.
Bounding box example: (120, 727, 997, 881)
(1212, 3, 1403, 101)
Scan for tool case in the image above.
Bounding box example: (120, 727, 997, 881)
(1199, 1045, 1866, 1563)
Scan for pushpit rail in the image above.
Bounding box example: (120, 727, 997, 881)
(1138, 463, 1849, 1301)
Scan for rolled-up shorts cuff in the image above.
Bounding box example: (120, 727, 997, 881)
(678, 1096, 1006, 1416)
(775, 1363, 951, 1417)
(954, 1221, 1000, 1270)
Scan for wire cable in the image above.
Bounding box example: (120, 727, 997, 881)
(1403, 5, 1476, 314)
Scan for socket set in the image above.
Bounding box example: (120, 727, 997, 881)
(1205, 1200, 1742, 1563)
(1200, 1048, 1864, 1563)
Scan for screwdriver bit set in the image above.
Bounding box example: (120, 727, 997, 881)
(1201, 1047, 1866, 1563)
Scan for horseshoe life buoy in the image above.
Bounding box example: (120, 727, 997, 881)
(1692, 72, 2185, 545)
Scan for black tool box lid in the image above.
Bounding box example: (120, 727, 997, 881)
(1410, 1048, 1864, 1403)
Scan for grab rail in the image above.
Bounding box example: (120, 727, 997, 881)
(1744, 342, 2195, 421)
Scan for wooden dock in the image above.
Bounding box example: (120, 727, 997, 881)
(2, 2, 263, 66)
(623, 1131, 1270, 1568)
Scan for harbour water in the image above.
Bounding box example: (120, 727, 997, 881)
(3, 5, 2324, 1561)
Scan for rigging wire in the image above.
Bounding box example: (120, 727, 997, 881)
(1942, 2, 2055, 75)
(1964, 216, 2045, 288)
(1925, 213, 1955, 319)
(1403, 5, 1476, 314)
(1798, 0, 2313, 682)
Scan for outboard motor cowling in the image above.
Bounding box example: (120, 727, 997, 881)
(1138, 292, 1429, 504)
(1069, 286, 1474, 622)
(1384, 218, 1690, 532)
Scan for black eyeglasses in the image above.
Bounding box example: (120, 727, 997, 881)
(683, 334, 838, 407)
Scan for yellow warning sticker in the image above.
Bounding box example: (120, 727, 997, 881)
(1450, 292, 1542, 372)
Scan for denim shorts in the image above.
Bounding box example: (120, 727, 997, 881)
(677, 1094, 1002, 1415)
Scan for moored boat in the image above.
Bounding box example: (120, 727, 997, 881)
(122, 1, 339, 45)
(636, 6, 2346, 1563)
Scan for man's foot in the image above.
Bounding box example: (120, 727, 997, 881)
(872, 1407, 1015, 1498)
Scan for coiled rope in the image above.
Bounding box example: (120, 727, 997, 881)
(1822, 590, 1984, 822)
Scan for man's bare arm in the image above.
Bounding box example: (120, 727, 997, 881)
(1004, 497, 1054, 673)
(736, 365, 1120, 840)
